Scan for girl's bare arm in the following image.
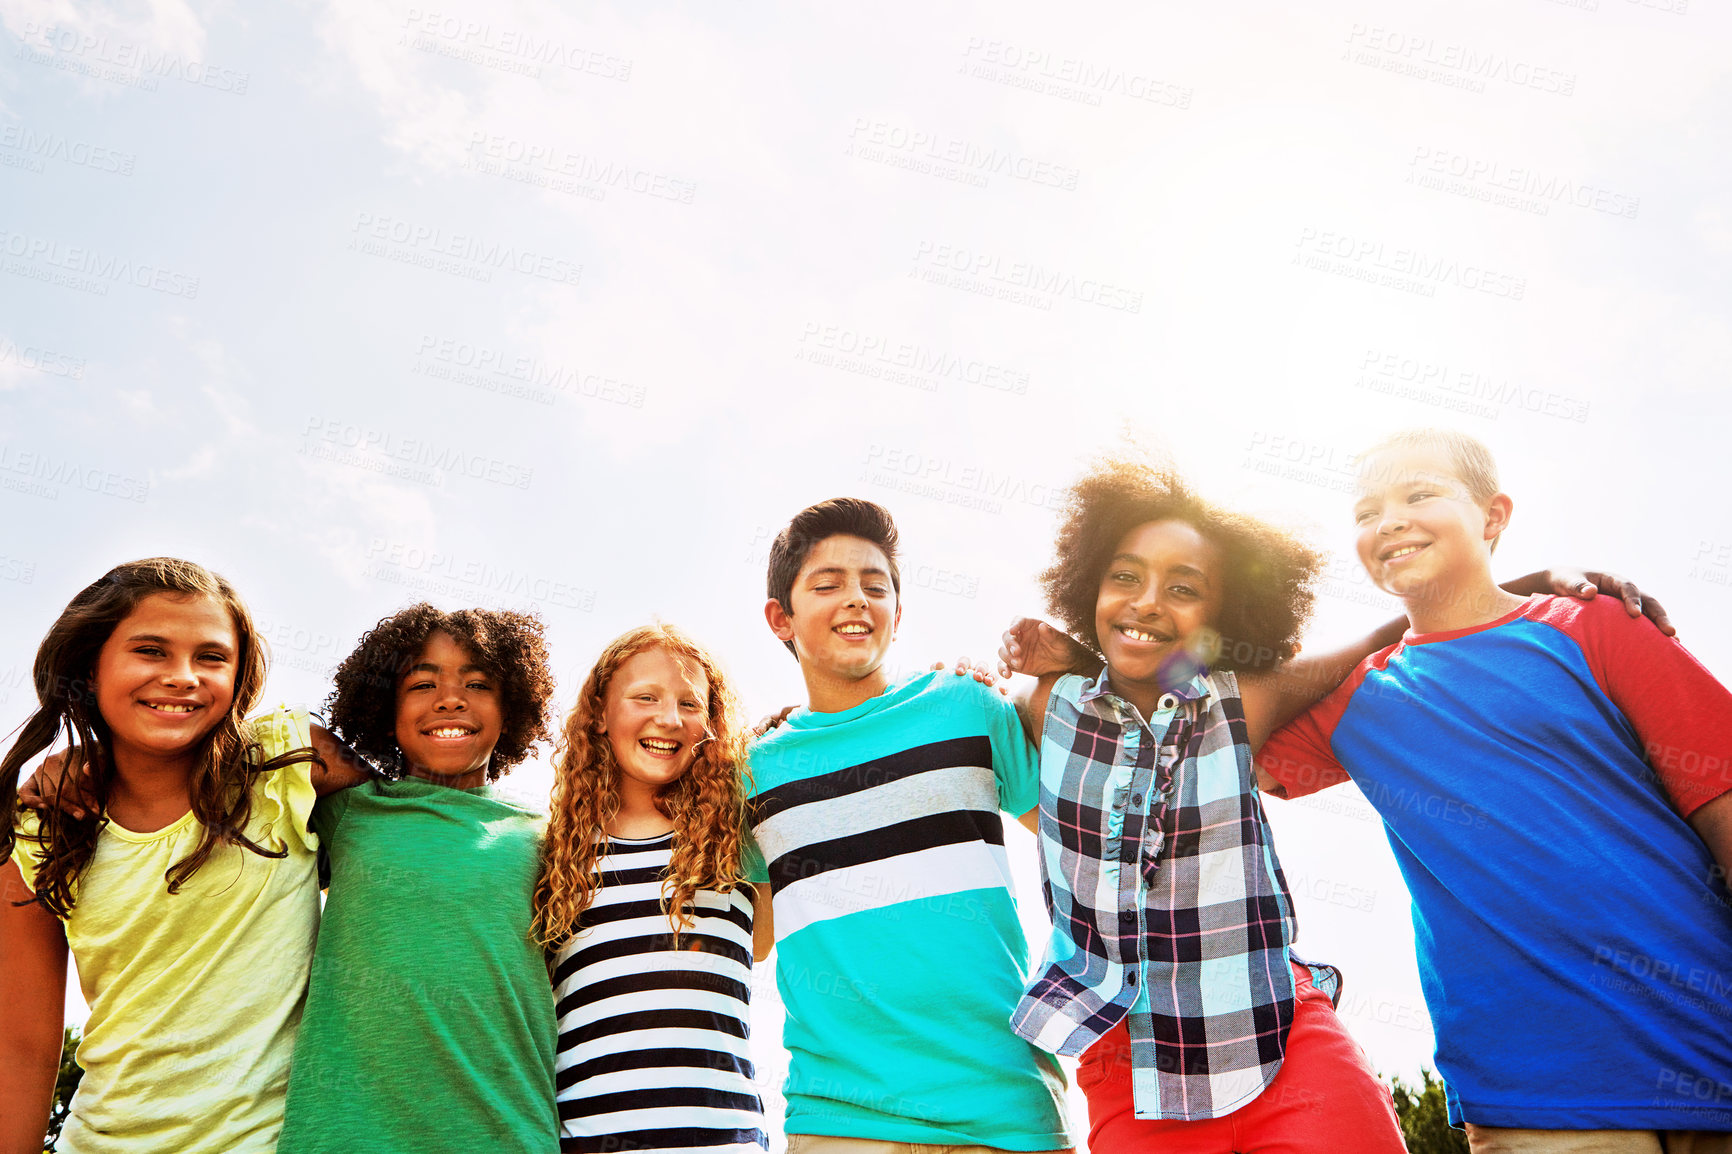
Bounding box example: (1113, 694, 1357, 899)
(0, 858, 69, 1154)
(1240, 569, 1673, 753)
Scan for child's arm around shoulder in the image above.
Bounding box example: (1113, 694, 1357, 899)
(1692, 796, 1732, 894)
(1238, 624, 1403, 752)
(1010, 673, 1063, 749)
(244, 707, 376, 798)
(948, 664, 1044, 832)
(996, 617, 1104, 834)
(1240, 569, 1673, 748)
(0, 858, 68, 1154)
(1552, 593, 1732, 876)
(751, 883, 774, 963)
(1006, 674, 1066, 835)
(309, 723, 379, 797)
(1249, 665, 1363, 800)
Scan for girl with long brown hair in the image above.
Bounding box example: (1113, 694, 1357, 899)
(533, 623, 766, 1154)
(0, 557, 372, 1154)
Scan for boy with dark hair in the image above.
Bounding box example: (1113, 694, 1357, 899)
(745, 497, 1072, 1154)
(1257, 429, 1732, 1153)
(765, 497, 903, 662)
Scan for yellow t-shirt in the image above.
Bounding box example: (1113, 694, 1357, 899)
(10, 708, 320, 1154)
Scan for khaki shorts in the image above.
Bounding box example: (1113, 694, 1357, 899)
(784, 1137, 1073, 1154)
(1465, 1127, 1732, 1154)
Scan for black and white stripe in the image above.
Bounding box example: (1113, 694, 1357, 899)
(751, 736, 1014, 937)
(552, 835, 766, 1154)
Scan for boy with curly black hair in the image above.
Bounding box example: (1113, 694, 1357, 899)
(279, 603, 560, 1154)
(1001, 452, 1658, 1154)
(319, 602, 555, 780)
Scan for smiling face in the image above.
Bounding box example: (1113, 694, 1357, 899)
(599, 645, 711, 807)
(767, 533, 902, 689)
(93, 592, 239, 772)
(1095, 519, 1225, 709)
(393, 629, 504, 787)
(1353, 446, 1510, 601)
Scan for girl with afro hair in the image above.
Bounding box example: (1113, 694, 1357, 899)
(998, 451, 1645, 1154)
(278, 603, 560, 1154)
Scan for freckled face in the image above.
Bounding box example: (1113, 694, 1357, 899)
(599, 646, 710, 797)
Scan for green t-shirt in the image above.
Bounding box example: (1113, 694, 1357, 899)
(279, 778, 557, 1153)
(744, 670, 1071, 1150)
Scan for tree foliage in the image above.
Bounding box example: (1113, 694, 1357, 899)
(1388, 1068, 1468, 1154)
(46, 1026, 83, 1152)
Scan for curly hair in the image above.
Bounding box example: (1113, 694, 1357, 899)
(2, 558, 318, 918)
(1040, 454, 1323, 674)
(324, 604, 554, 780)
(533, 624, 750, 948)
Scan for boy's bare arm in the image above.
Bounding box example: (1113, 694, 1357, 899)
(1009, 676, 1059, 836)
(15, 748, 93, 820)
(1009, 672, 1062, 749)
(999, 618, 1098, 747)
(309, 724, 378, 796)
(751, 883, 775, 963)
(1688, 792, 1732, 889)
(999, 621, 1082, 829)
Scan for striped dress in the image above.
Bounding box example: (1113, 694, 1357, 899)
(551, 833, 767, 1154)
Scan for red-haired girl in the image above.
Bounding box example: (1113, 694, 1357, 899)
(533, 623, 766, 1154)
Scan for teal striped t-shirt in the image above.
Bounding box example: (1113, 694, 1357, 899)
(744, 670, 1071, 1150)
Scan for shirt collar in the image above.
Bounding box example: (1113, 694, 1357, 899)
(1077, 669, 1212, 716)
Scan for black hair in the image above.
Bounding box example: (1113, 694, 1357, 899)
(1041, 456, 1322, 673)
(765, 498, 902, 658)
(324, 604, 554, 780)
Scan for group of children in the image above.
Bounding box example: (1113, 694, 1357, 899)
(1, 427, 1728, 1154)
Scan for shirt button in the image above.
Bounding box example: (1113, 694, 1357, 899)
(1130, 793, 1143, 807)
(1119, 910, 1136, 925)
(1158, 693, 1179, 711)
(1126, 971, 1139, 986)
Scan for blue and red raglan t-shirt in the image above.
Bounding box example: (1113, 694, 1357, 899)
(1258, 593, 1732, 1131)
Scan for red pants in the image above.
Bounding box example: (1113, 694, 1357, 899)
(1077, 963, 1407, 1154)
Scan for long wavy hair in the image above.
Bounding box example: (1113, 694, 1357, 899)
(1, 558, 317, 918)
(533, 624, 750, 948)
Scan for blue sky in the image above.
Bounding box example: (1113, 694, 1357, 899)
(3, 0, 1729, 1143)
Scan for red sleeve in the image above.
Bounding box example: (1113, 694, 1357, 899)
(1537, 595, 1732, 817)
(1256, 657, 1378, 798)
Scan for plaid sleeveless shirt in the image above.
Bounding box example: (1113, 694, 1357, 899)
(1010, 669, 1339, 1121)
